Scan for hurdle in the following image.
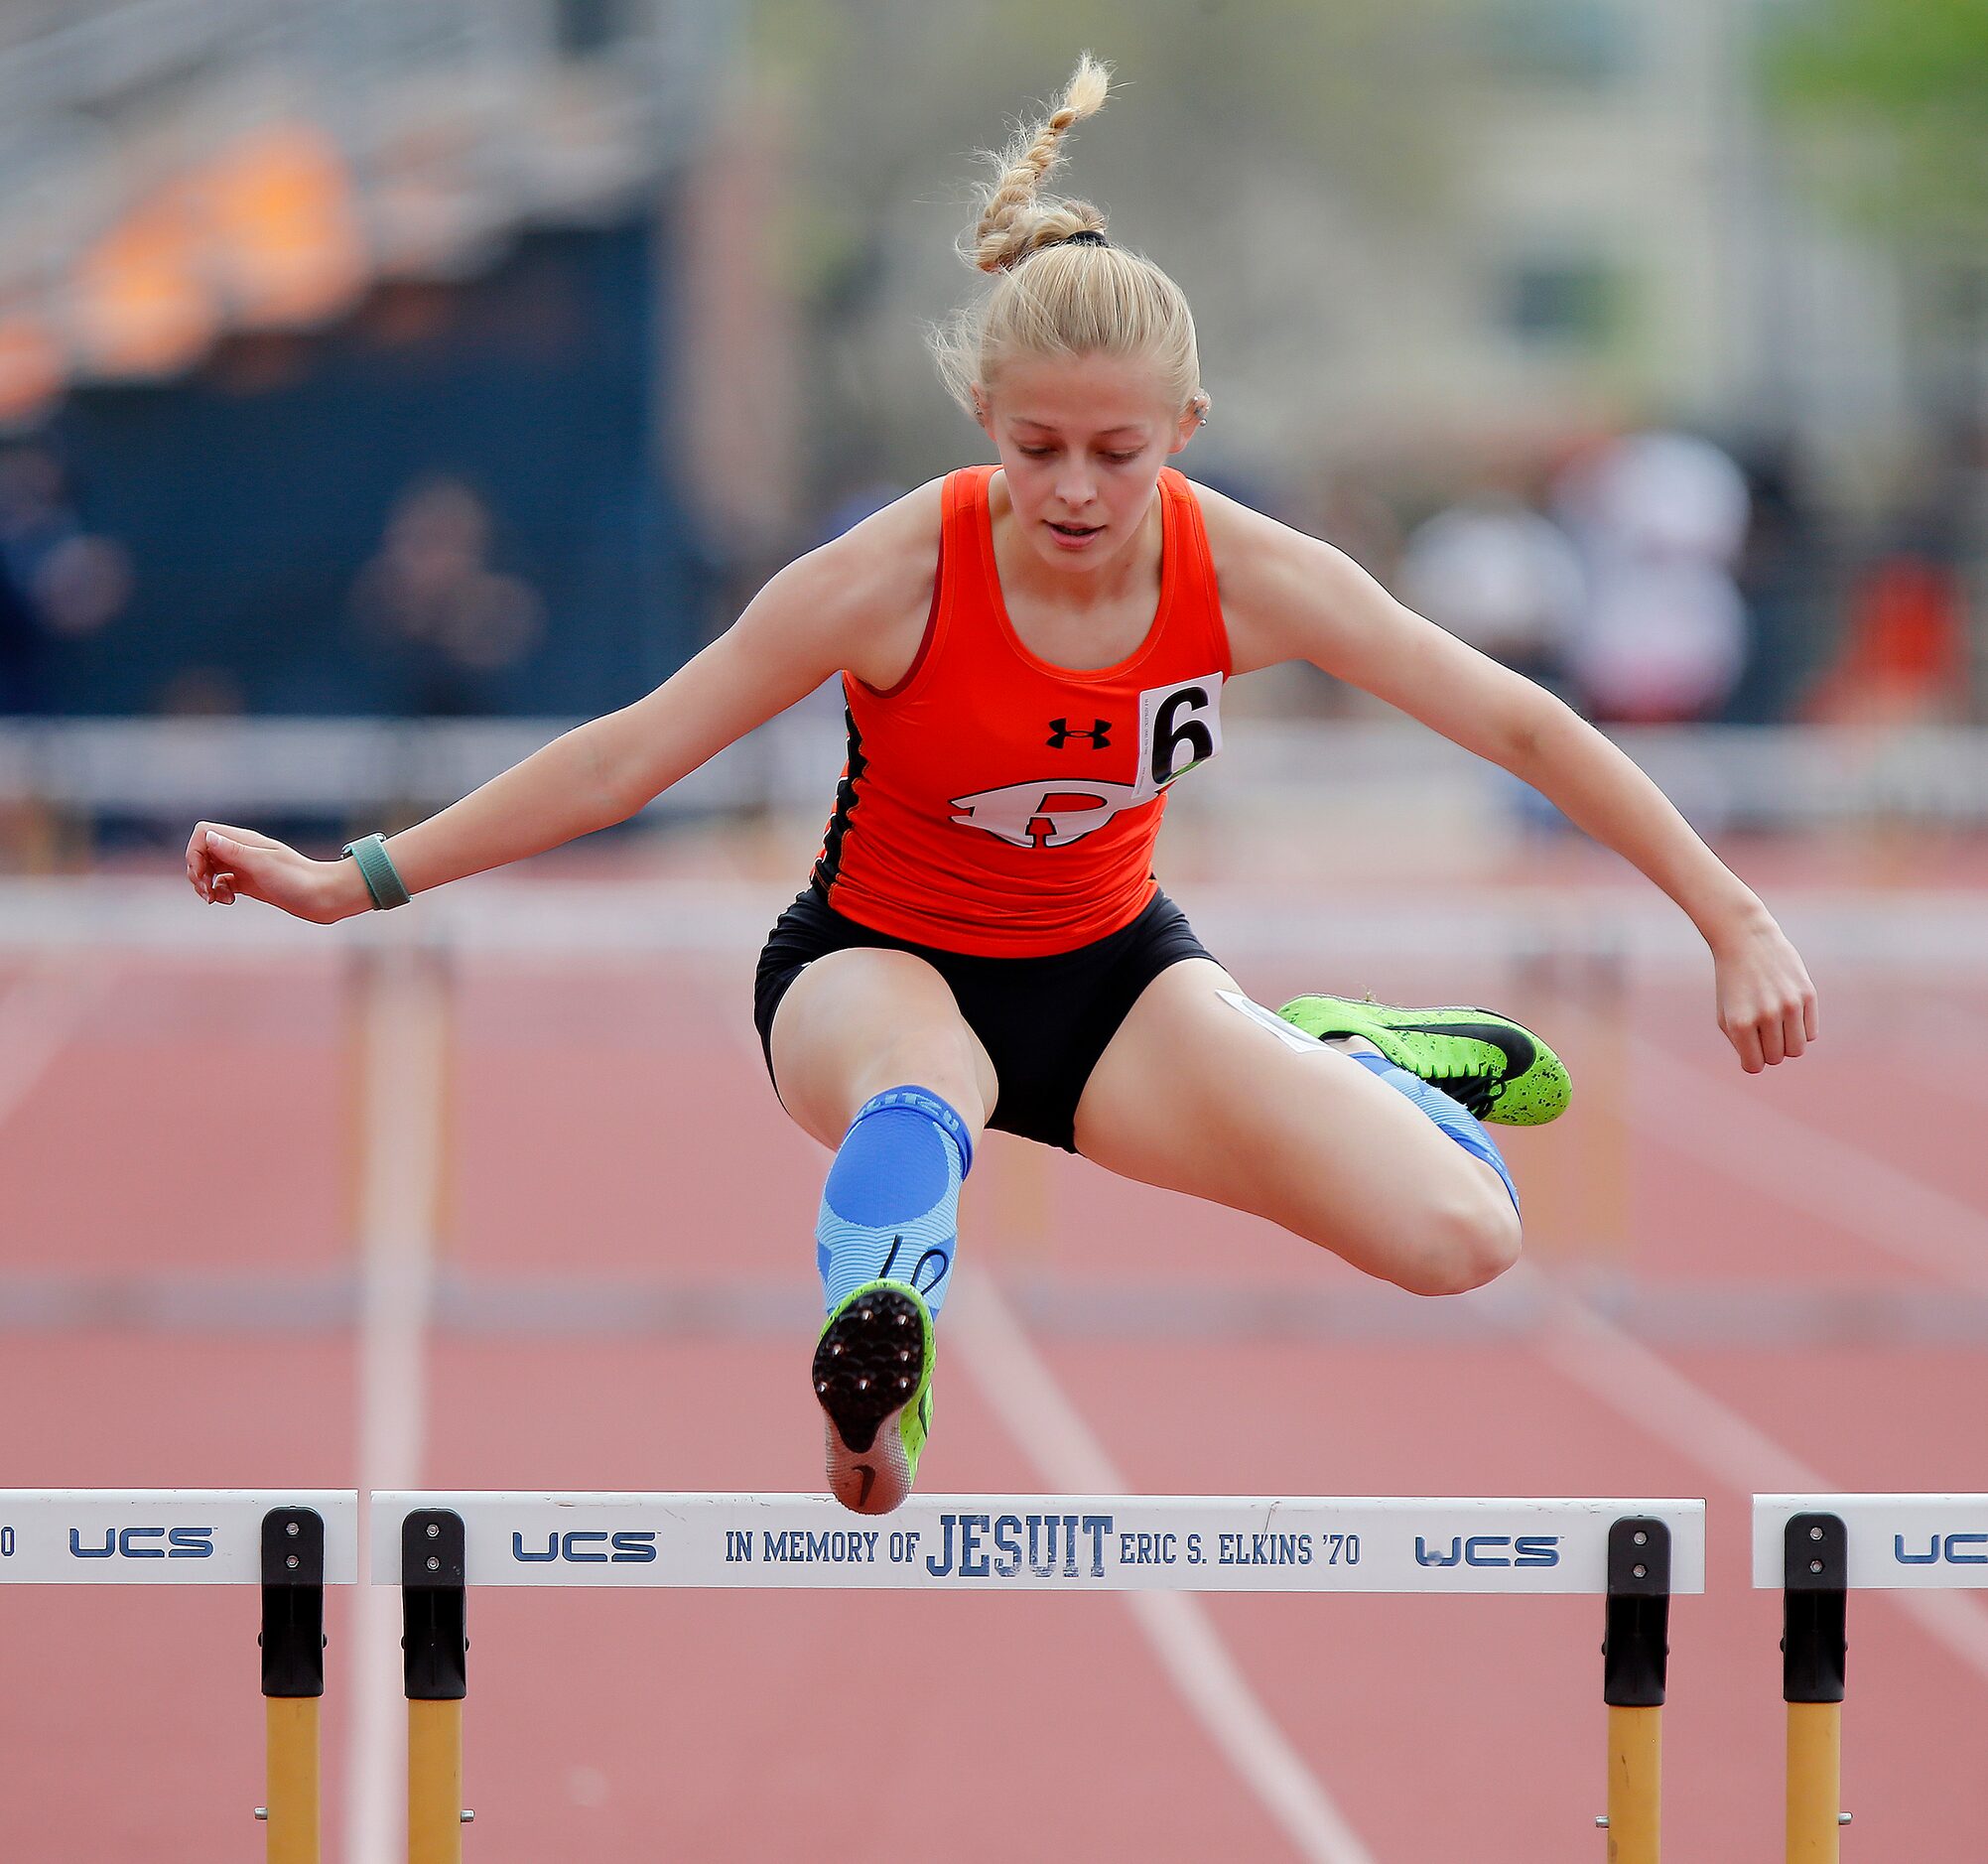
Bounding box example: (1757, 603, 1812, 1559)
(1756, 1493, 1988, 1860)
(0, 1489, 357, 1862)
(372, 1491, 1703, 1860)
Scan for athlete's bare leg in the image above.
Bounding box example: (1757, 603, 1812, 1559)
(1072, 958, 1521, 1297)
(768, 947, 998, 1150)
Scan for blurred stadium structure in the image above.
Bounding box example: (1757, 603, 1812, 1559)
(0, 0, 737, 720)
(0, 0, 729, 395)
(0, 0, 1983, 766)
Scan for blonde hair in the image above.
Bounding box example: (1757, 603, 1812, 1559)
(931, 55, 1205, 423)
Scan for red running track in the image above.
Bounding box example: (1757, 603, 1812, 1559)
(1, 921, 1985, 1860)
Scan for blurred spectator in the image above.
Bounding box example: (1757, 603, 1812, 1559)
(0, 445, 134, 713)
(1805, 551, 1968, 726)
(155, 667, 247, 716)
(1553, 430, 1752, 724)
(1805, 422, 1979, 727)
(1726, 439, 1829, 724)
(1398, 488, 1584, 695)
(348, 475, 543, 717)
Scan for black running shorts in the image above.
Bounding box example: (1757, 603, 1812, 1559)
(752, 883, 1219, 1152)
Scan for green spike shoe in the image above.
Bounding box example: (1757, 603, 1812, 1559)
(813, 1279, 935, 1516)
(1276, 994, 1572, 1126)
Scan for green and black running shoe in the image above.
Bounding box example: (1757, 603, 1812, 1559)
(1276, 995, 1571, 1126)
(813, 1279, 935, 1516)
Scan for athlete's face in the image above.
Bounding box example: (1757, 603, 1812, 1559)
(977, 353, 1202, 572)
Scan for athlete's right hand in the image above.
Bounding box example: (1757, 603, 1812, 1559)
(186, 822, 368, 924)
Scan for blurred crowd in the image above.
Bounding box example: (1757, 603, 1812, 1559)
(344, 476, 546, 718)
(0, 448, 136, 714)
(1313, 423, 1981, 729)
(0, 447, 546, 720)
(5, 420, 1980, 730)
(0, 0, 1982, 737)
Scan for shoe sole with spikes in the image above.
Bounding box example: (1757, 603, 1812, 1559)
(813, 1280, 934, 1516)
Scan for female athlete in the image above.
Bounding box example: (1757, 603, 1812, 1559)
(185, 57, 1818, 1517)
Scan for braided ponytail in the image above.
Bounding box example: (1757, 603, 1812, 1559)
(969, 53, 1112, 274)
(930, 56, 1206, 425)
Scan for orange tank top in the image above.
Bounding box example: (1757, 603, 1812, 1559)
(811, 465, 1231, 957)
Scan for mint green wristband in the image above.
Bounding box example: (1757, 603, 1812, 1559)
(342, 833, 411, 910)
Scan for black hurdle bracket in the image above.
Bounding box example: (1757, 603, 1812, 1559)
(402, 1509, 467, 1701)
(1603, 1516, 1672, 1707)
(1783, 1512, 1848, 1704)
(260, 1507, 327, 1698)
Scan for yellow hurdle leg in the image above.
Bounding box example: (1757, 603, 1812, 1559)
(263, 1696, 320, 1864)
(1787, 1700, 1842, 1863)
(1606, 1702, 1661, 1863)
(408, 1697, 464, 1864)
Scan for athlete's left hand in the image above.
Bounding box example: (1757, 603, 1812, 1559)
(1709, 914, 1817, 1072)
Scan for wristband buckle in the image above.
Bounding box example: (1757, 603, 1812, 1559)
(342, 833, 411, 910)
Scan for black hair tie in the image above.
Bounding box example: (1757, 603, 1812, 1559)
(1064, 229, 1109, 247)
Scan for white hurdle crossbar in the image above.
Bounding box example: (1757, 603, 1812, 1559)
(0, 1489, 357, 1584)
(0, 1490, 357, 1864)
(372, 1491, 1703, 1592)
(0, 1491, 1706, 1860)
(375, 1493, 1703, 1864)
(1753, 1493, 1988, 1591)
(1755, 1493, 1988, 1860)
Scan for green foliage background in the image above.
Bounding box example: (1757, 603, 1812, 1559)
(1765, 0, 1988, 246)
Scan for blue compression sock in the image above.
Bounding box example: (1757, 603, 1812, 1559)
(1348, 1050, 1521, 1215)
(816, 1087, 973, 1321)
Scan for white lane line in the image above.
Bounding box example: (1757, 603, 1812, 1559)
(1529, 1269, 1988, 1685)
(951, 1272, 1379, 1864)
(1630, 1035, 1988, 1292)
(347, 948, 451, 1864)
(0, 959, 116, 1135)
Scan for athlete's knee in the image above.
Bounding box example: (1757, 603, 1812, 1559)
(850, 1031, 988, 1128)
(1396, 1175, 1522, 1297)
(1273, 1171, 1518, 1297)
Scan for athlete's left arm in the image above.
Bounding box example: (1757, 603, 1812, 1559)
(1203, 490, 1816, 1072)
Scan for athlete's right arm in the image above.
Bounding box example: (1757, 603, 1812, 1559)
(186, 483, 943, 922)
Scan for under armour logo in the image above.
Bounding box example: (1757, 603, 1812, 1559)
(1047, 718, 1113, 749)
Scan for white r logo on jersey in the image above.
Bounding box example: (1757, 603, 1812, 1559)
(948, 778, 1146, 849)
(948, 672, 1224, 849)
